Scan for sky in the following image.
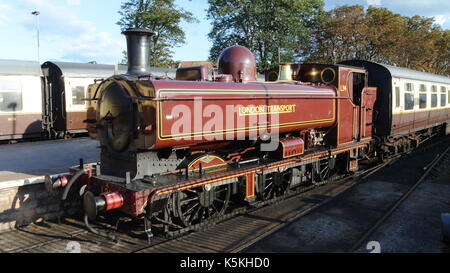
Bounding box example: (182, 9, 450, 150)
(0, 0, 448, 65)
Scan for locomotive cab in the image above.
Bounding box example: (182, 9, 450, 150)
(294, 64, 377, 145)
(296, 64, 369, 106)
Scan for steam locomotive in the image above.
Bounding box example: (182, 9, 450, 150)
(47, 28, 450, 240)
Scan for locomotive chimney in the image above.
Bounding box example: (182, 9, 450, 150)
(122, 28, 154, 76)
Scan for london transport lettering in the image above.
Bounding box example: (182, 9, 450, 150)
(238, 104, 297, 116)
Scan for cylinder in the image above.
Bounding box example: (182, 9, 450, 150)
(122, 28, 154, 76)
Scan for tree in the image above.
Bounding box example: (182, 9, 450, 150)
(307, 5, 449, 76)
(207, 0, 325, 72)
(118, 0, 198, 67)
(430, 30, 450, 75)
(363, 7, 406, 64)
(306, 5, 368, 64)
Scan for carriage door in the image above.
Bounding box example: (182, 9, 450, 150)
(391, 79, 402, 135)
(41, 66, 66, 138)
(65, 78, 89, 132)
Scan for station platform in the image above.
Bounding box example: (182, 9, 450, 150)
(0, 138, 100, 186)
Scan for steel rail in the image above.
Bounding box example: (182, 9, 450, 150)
(347, 144, 450, 253)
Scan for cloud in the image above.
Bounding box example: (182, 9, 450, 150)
(67, 0, 81, 6)
(0, 4, 12, 26)
(13, 0, 124, 63)
(366, 0, 381, 6)
(62, 31, 124, 63)
(434, 15, 449, 27)
(368, 0, 450, 18)
(20, 0, 94, 35)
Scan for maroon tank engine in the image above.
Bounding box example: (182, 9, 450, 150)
(47, 28, 381, 242)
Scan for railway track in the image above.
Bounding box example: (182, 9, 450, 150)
(244, 135, 450, 253)
(348, 143, 450, 253)
(1, 135, 449, 253)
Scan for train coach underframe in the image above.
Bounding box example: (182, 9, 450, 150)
(380, 123, 448, 157)
(57, 140, 371, 241)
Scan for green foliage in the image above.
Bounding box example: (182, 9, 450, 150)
(118, 0, 198, 67)
(207, 0, 325, 72)
(308, 5, 450, 76)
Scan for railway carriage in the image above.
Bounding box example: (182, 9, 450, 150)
(0, 60, 176, 142)
(0, 60, 43, 140)
(41, 61, 127, 139)
(340, 60, 450, 154)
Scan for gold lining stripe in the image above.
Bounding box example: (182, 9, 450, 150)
(157, 88, 336, 96)
(155, 143, 369, 196)
(157, 92, 336, 140)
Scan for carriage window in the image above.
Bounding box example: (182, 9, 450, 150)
(441, 86, 447, 93)
(431, 85, 437, 92)
(395, 87, 400, 108)
(431, 94, 438, 108)
(405, 83, 414, 91)
(72, 86, 85, 105)
(448, 90, 450, 104)
(441, 94, 446, 107)
(419, 94, 427, 109)
(404, 93, 414, 110)
(0, 80, 22, 112)
(419, 84, 427, 92)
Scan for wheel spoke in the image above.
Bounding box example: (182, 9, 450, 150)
(267, 186, 274, 198)
(185, 189, 198, 194)
(175, 182, 230, 228)
(211, 203, 219, 213)
(188, 205, 201, 223)
(215, 188, 227, 194)
(264, 182, 273, 191)
(183, 202, 199, 216)
(181, 197, 199, 205)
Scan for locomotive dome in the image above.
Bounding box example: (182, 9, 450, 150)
(217, 45, 257, 82)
